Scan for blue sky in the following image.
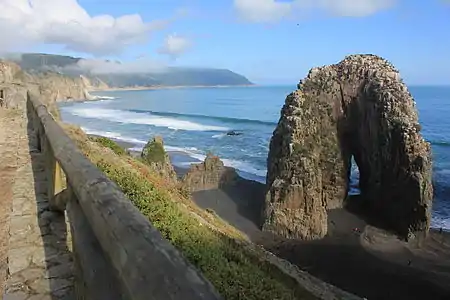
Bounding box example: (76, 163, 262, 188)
(1, 0, 449, 85)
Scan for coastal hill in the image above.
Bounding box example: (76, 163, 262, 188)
(11, 53, 253, 88)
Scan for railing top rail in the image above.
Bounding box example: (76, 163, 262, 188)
(28, 92, 222, 300)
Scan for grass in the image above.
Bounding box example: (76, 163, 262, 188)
(63, 126, 317, 300)
(90, 136, 126, 155)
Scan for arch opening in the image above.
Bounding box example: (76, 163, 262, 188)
(348, 155, 360, 196)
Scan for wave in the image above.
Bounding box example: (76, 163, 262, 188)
(69, 108, 229, 132)
(81, 127, 147, 145)
(212, 133, 226, 139)
(130, 144, 266, 180)
(92, 96, 117, 101)
(126, 109, 278, 126)
(86, 90, 118, 101)
(430, 140, 450, 147)
(431, 215, 450, 231)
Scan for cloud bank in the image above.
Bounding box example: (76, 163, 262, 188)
(234, 0, 397, 23)
(66, 58, 168, 74)
(0, 0, 169, 55)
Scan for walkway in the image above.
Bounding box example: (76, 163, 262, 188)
(1, 108, 74, 300)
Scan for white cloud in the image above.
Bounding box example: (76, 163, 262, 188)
(234, 0, 293, 23)
(318, 0, 396, 17)
(64, 58, 168, 74)
(0, 0, 170, 55)
(158, 34, 192, 58)
(234, 0, 397, 23)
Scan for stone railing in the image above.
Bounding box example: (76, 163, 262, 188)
(27, 92, 223, 300)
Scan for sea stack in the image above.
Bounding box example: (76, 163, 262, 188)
(263, 54, 433, 241)
(183, 153, 238, 192)
(141, 136, 178, 182)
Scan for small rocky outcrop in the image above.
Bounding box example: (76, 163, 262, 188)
(263, 54, 433, 241)
(183, 153, 238, 192)
(141, 136, 177, 182)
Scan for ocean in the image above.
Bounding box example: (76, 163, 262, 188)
(58, 85, 450, 230)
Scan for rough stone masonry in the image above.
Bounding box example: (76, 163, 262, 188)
(263, 54, 433, 241)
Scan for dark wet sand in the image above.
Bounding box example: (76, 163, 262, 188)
(188, 177, 450, 300)
(102, 136, 450, 300)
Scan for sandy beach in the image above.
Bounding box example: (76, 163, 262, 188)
(104, 136, 450, 300)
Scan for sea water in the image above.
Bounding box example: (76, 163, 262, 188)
(58, 85, 450, 230)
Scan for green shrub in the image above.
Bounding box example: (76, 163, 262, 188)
(91, 137, 126, 156)
(95, 159, 316, 300)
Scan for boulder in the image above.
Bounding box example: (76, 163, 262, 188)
(183, 153, 238, 192)
(141, 136, 177, 182)
(263, 54, 433, 241)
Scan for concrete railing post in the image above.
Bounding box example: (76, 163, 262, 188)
(46, 146, 65, 212)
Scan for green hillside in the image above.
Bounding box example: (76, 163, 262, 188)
(13, 53, 253, 88)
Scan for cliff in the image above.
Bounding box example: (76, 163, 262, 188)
(263, 54, 433, 241)
(0, 60, 93, 113)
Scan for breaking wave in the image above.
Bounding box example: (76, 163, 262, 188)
(68, 108, 230, 132)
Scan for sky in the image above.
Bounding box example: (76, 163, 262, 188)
(0, 0, 449, 85)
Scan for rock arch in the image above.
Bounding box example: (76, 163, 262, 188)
(263, 54, 433, 241)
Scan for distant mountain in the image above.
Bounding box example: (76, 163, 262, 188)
(12, 53, 253, 88)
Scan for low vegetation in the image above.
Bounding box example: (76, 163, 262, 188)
(63, 125, 317, 300)
(90, 136, 126, 155)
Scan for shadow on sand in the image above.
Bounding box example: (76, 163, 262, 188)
(190, 171, 450, 300)
(191, 175, 265, 240)
(26, 106, 75, 299)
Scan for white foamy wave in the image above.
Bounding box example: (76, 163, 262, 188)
(431, 215, 450, 230)
(87, 92, 118, 101)
(81, 127, 147, 145)
(212, 133, 226, 139)
(129, 147, 144, 152)
(436, 168, 450, 176)
(162, 146, 267, 179)
(70, 108, 229, 132)
(165, 145, 200, 153)
(221, 158, 267, 178)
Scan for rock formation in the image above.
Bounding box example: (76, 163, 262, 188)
(263, 54, 433, 241)
(183, 153, 238, 192)
(141, 136, 177, 182)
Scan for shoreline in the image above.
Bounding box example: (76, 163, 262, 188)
(88, 84, 257, 92)
(88, 134, 448, 232)
(90, 132, 450, 299)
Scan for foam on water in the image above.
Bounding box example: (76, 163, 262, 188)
(69, 108, 230, 132)
(130, 144, 266, 181)
(81, 127, 147, 145)
(432, 215, 450, 230)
